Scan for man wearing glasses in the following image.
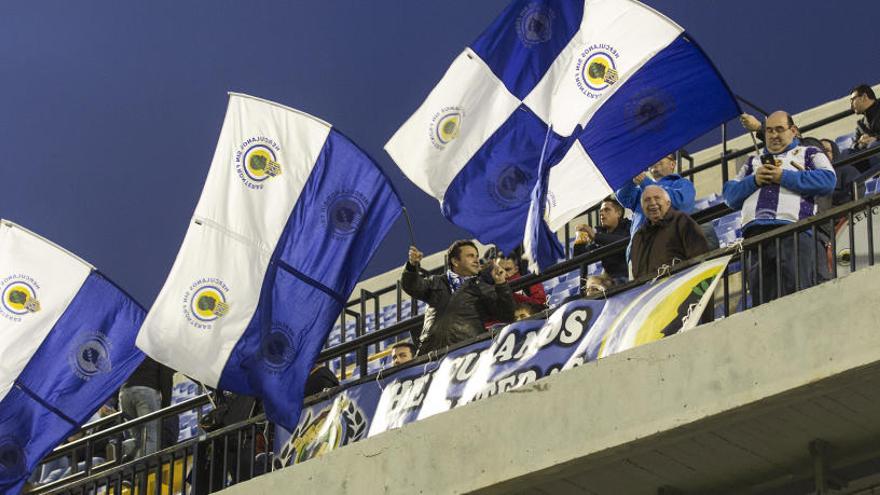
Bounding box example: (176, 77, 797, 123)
(723, 111, 836, 305)
(850, 84, 879, 152)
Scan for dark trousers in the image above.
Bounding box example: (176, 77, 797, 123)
(745, 226, 818, 306)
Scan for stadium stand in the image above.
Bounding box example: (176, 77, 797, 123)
(26, 85, 880, 495)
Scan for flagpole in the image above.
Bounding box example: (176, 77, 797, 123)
(749, 131, 762, 157)
(401, 206, 417, 248)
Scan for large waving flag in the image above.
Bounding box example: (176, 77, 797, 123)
(385, 0, 739, 267)
(0, 220, 145, 494)
(137, 93, 402, 429)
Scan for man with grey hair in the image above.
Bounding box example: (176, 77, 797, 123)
(630, 185, 710, 279)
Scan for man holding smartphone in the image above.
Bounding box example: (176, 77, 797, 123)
(723, 111, 836, 305)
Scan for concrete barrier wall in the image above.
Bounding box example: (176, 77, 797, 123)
(221, 264, 880, 495)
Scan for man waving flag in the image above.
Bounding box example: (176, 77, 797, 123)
(137, 94, 402, 429)
(0, 220, 145, 494)
(385, 0, 739, 272)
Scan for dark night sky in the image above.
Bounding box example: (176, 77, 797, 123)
(0, 1, 876, 306)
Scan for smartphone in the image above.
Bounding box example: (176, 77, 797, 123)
(760, 155, 776, 166)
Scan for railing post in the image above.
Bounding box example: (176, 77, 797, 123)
(721, 123, 730, 185)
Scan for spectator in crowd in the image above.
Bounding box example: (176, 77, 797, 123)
(495, 252, 547, 308)
(631, 186, 710, 279)
(390, 341, 416, 367)
(402, 241, 514, 355)
(583, 273, 614, 298)
(849, 84, 880, 157)
(119, 356, 174, 460)
(572, 197, 631, 282)
(513, 302, 539, 321)
(723, 111, 836, 304)
(304, 364, 339, 396)
(616, 153, 696, 260)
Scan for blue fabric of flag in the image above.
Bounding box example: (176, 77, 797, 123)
(218, 129, 402, 430)
(525, 125, 566, 272)
(471, 0, 584, 100)
(578, 34, 740, 189)
(442, 106, 565, 254)
(0, 272, 145, 494)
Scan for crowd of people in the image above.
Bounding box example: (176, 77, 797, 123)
(398, 83, 879, 357)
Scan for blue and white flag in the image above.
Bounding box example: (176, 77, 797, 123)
(0, 220, 145, 494)
(137, 93, 402, 429)
(385, 0, 739, 269)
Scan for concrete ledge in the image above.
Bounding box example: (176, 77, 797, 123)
(222, 265, 880, 495)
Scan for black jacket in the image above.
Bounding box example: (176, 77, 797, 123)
(631, 210, 709, 280)
(401, 264, 515, 355)
(854, 101, 880, 150)
(572, 218, 632, 280)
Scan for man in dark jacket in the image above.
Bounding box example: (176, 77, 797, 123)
(573, 197, 631, 282)
(631, 186, 709, 279)
(402, 240, 514, 355)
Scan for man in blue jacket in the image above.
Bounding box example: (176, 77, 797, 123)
(616, 153, 696, 262)
(723, 111, 836, 305)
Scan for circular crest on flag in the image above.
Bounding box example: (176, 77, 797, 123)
(0, 274, 41, 323)
(488, 162, 535, 207)
(274, 394, 368, 468)
(516, 3, 555, 46)
(429, 106, 464, 150)
(574, 44, 620, 98)
(323, 190, 368, 237)
(69, 332, 113, 380)
(0, 436, 26, 484)
(234, 136, 283, 190)
(182, 278, 231, 330)
(261, 322, 300, 373)
(624, 86, 676, 132)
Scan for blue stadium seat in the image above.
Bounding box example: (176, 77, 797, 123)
(836, 132, 856, 152)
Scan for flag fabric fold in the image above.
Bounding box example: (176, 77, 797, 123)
(0, 220, 145, 494)
(386, 0, 740, 270)
(137, 93, 402, 429)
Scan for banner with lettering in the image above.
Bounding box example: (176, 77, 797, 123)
(274, 256, 731, 468)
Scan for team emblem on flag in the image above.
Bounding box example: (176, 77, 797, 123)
(69, 332, 113, 380)
(516, 3, 555, 46)
(489, 163, 535, 207)
(429, 107, 464, 149)
(183, 278, 230, 329)
(575, 43, 621, 98)
(235, 136, 283, 189)
(322, 190, 368, 237)
(0, 275, 41, 321)
(260, 323, 299, 373)
(0, 437, 26, 482)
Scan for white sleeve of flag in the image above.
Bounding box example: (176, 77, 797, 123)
(195, 94, 332, 249)
(384, 48, 521, 199)
(545, 141, 613, 231)
(136, 219, 270, 386)
(0, 221, 91, 401)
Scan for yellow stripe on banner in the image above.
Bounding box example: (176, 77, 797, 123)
(632, 265, 726, 347)
(597, 257, 730, 358)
